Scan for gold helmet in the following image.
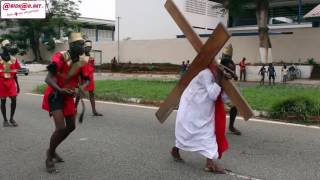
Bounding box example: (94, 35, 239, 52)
(223, 44, 233, 56)
(68, 32, 83, 43)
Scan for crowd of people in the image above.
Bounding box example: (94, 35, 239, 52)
(230, 56, 297, 85)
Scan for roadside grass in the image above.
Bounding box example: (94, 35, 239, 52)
(34, 80, 320, 123)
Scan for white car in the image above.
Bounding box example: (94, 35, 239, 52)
(17, 60, 30, 76)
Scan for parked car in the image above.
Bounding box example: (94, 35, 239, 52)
(17, 60, 30, 76)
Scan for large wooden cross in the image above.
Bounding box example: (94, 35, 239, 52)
(155, 0, 254, 123)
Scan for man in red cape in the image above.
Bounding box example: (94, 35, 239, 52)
(42, 32, 90, 173)
(0, 39, 20, 127)
(75, 40, 102, 116)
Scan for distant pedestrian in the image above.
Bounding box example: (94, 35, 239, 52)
(267, 63, 276, 85)
(281, 64, 288, 83)
(258, 65, 266, 85)
(239, 57, 246, 81)
(186, 60, 190, 70)
(180, 61, 187, 77)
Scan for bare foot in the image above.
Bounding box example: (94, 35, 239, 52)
(3, 121, 10, 127)
(47, 150, 64, 163)
(171, 147, 184, 162)
(205, 159, 226, 174)
(46, 159, 57, 173)
(46, 151, 57, 173)
(53, 152, 64, 163)
(9, 119, 18, 127)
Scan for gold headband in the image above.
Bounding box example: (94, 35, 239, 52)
(1, 39, 10, 47)
(84, 41, 92, 47)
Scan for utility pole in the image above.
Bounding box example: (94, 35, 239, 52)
(298, 0, 302, 24)
(117, 16, 120, 63)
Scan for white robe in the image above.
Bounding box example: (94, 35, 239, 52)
(175, 68, 222, 159)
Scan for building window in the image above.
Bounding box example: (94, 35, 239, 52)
(81, 28, 96, 41)
(97, 30, 113, 42)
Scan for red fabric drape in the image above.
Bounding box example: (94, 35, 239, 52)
(208, 64, 228, 159)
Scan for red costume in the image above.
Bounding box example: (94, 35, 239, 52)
(0, 57, 20, 97)
(83, 57, 95, 91)
(42, 51, 89, 116)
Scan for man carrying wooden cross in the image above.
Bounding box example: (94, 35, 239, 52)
(159, 0, 253, 174)
(171, 55, 237, 174)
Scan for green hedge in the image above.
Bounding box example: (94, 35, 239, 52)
(269, 96, 320, 122)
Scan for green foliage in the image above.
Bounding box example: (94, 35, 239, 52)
(307, 58, 318, 66)
(269, 96, 320, 122)
(242, 85, 320, 111)
(209, 0, 253, 16)
(46, 38, 56, 51)
(33, 84, 47, 94)
(225, 0, 252, 16)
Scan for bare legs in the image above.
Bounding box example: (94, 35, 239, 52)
(1, 97, 18, 127)
(46, 111, 76, 173)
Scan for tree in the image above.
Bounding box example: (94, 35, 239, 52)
(0, 0, 82, 62)
(210, 0, 272, 64)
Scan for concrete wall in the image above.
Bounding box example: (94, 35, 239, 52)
(95, 27, 320, 64)
(21, 27, 320, 66)
(228, 27, 320, 64)
(115, 0, 227, 40)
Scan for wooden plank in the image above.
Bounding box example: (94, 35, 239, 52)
(164, 0, 202, 53)
(156, 24, 230, 123)
(156, 0, 254, 123)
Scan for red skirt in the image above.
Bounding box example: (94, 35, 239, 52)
(84, 74, 95, 91)
(0, 78, 17, 97)
(42, 87, 76, 116)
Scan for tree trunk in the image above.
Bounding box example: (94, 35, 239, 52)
(30, 30, 43, 62)
(256, 0, 272, 64)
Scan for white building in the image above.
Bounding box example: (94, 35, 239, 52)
(115, 0, 228, 40)
(78, 17, 115, 42)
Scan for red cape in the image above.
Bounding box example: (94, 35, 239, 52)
(209, 64, 228, 159)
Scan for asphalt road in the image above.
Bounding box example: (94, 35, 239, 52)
(0, 73, 319, 180)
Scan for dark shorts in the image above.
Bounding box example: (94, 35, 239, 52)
(48, 91, 63, 113)
(269, 75, 275, 80)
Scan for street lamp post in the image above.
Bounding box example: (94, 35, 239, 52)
(117, 16, 120, 63)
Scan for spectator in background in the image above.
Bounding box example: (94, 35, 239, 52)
(111, 56, 118, 72)
(239, 57, 246, 82)
(186, 60, 190, 70)
(267, 63, 276, 85)
(281, 64, 288, 84)
(180, 61, 187, 77)
(258, 64, 266, 85)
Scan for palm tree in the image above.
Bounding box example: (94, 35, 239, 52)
(210, 0, 271, 63)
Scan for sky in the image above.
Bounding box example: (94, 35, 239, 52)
(79, 0, 115, 20)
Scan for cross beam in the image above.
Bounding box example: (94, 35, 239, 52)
(155, 0, 254, 123)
